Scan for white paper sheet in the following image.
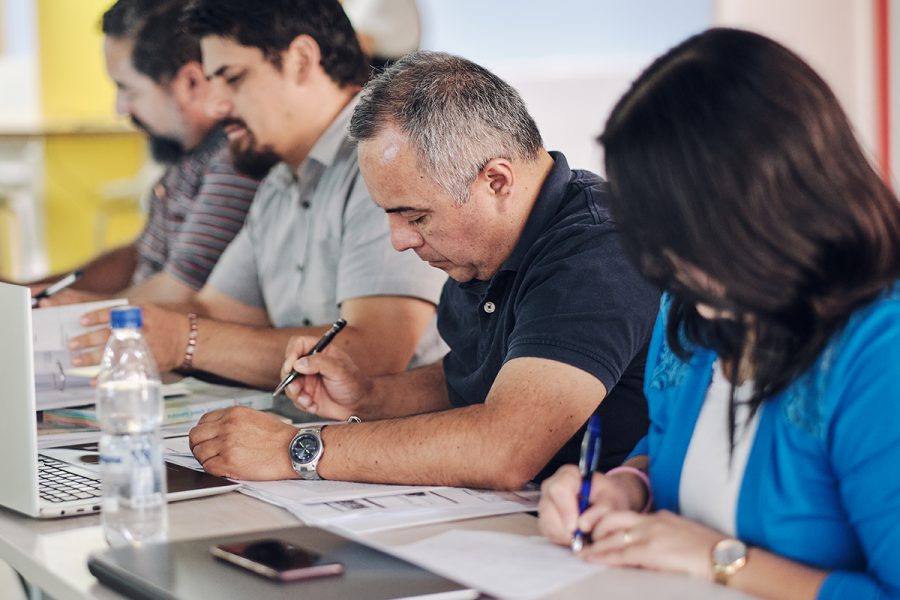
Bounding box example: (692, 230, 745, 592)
(388, 530, 604, 600)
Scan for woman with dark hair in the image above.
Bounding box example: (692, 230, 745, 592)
(539, 28, 900, 599)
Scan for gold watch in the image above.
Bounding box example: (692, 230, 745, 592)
(711, 538, 747, 585)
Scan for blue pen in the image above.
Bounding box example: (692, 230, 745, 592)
(571, 413, 602, 552)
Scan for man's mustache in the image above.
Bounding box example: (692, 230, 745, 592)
(220, 118, 249, 130)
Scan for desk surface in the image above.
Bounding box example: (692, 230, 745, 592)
(0, 491, 750, 600)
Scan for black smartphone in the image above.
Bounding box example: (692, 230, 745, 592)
(210, 538, 344, 582)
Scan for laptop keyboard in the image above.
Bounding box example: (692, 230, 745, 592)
(38, 455, 101, 503)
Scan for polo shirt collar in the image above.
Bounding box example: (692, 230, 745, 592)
(499, 151, 571, 274)
(302, 93, 361, 173)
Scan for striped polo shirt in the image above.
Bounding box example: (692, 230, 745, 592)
(132, 127, 260, 290)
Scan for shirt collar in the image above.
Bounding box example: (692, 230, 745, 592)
(301, 93, 361, 174)
(499, 151, 572, 274)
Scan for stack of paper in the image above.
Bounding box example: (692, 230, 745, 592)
(37, 378, 273, 448)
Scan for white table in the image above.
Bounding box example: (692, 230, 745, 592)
(0, 490, 750, 599)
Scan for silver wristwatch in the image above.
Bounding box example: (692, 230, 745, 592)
(288, 426, 325, 480)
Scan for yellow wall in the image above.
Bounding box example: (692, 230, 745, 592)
(37, 0, 146, 273)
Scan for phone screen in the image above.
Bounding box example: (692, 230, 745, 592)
(211, 539, 344, 581)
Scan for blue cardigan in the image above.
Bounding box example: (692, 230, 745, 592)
(631, 287, 900, 599)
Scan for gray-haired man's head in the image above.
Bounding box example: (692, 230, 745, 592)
(349, 51, 543, 203)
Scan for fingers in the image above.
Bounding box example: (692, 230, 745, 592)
(188, 409, 228, 450)
(70, 349, 103, 367)
(538, 465, 582, 545)
(580, 511, 649, 568)
(188, 407, 298, 480)
(190, 437, 222, 468)
(79, 308, 112, 327)
(586, 510, 645, 550)
(67, 328, 110, 352)
(575, 474, 632, 532)
(66, 314, 112, 366)
(283, 335, 319, 366)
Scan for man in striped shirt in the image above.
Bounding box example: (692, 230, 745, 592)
(35, 0, 262, 306)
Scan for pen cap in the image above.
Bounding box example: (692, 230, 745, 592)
(110, 306, 143, 330)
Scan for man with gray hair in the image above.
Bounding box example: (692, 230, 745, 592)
(192, 51, 659, 489)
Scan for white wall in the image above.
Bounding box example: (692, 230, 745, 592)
(418, 0, 712, 172)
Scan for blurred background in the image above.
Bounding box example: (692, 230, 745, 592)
(0, 0, 891, 281)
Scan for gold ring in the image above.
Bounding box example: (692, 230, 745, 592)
(622, 530, 633, 545)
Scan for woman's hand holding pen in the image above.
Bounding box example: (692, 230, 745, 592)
(281, 334, 373, 420)
(539, 461, 723, 579)
(538, 464, 635, 546)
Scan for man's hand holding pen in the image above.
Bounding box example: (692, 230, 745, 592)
(279, 330, 372, 420)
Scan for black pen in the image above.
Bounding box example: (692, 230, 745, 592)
(31, 269, 84, 307)
(571, 413, 602, 552)
(272, 318, 347, 397)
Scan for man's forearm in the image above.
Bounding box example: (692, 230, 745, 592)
(67, 245, 138, 293)
(190, 319, 316, 389)
(361, 361, 451, 420)
(317, 357, 604, 490)
(318, 402, 545, 490)
(27, 245, 136, 291)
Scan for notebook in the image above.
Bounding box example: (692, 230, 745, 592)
(0, 282, 239, 518)
(88, 525, 479, 600)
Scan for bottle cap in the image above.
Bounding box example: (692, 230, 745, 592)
(110, 306, 143, 329)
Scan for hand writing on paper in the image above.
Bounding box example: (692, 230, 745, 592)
(280, 335, 371, 420)
(66, 304, 186, 372)
(188, 406, 298, 480)
(538, 464, 634, 546)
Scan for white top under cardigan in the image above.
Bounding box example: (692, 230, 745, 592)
(679, 360, 760, 536)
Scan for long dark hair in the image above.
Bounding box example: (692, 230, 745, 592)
(601, 28, 900, 435)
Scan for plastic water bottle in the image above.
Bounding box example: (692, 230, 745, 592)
(96, 306, 168, 547)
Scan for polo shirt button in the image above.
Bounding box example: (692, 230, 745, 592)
(302, 319, 312, 326)
(296, 264, 304, 272)
(301, 200, 311, 209)
(483, 301, 496, 314)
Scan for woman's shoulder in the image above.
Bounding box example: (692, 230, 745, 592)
(782, 282, 900, 438)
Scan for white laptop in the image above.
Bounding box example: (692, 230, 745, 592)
(0, 282, 240, 518)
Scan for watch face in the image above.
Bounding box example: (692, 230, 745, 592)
(713, 539, 747, 566)
(290, 433, 321, 464)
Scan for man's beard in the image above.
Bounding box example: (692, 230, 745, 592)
(223, 119, 280, 179)
(132, 116, 184, 164)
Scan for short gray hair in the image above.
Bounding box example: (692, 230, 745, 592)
(349, 51, 543, 202)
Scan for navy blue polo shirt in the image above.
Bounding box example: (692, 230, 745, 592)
(437, 152, 660, 481)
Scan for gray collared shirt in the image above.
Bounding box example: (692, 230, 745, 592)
(207, 96, 448, 366)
